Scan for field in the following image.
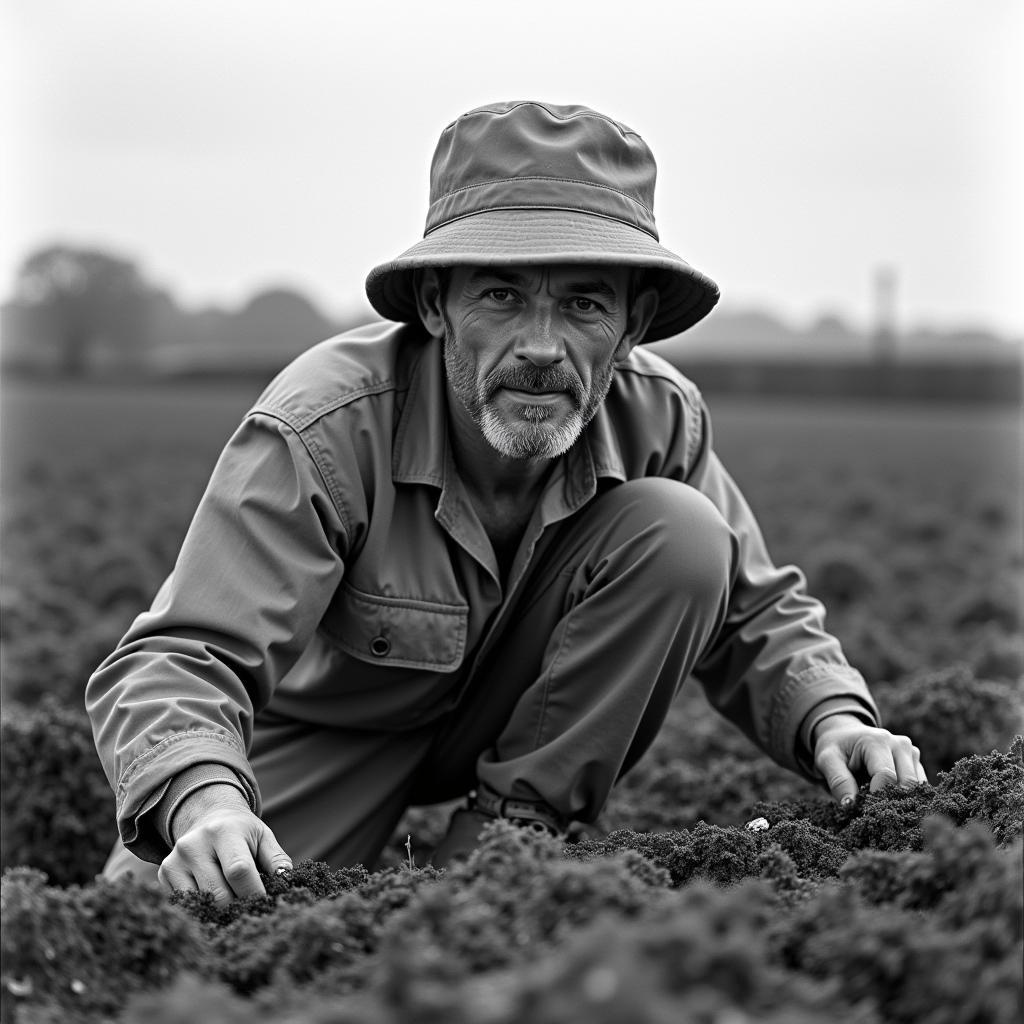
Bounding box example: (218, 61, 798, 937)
(2, 375, 1022, 1023)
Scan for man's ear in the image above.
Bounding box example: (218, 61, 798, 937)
(413, 269, 446, 337)
(614, 285, 660, 360)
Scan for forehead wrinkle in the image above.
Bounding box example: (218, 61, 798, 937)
(462, 267, 619, 302)
(464, 269, 532, 288)
(561, 279, 620, 303)
(462, 267, 553, 296)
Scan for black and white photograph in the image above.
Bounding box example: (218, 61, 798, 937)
(2, 1, 1022, 1021)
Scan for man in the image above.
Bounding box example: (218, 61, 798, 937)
(87, 100, 925, 903)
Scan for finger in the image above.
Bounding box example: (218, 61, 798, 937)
(157, 856, 196, 894)
(815, 747, 859, 805)
(254, 826, 293, 877)
(190, 859, 236, 904)
(170, 834, 236, 903)
(863, 741, 899, 794)
(892, 744, 919, 788)
(215, 838, 266, 900)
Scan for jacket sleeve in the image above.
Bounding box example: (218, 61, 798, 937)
(84, 411, 348, 862)
(682, 399, 880, 777)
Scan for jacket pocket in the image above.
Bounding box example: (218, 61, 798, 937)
(320, 581, 469, 672)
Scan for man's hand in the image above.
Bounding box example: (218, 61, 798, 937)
(157, 783, 292, 903)
(813, 714, 928, 805)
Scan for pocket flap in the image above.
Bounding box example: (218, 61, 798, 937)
(322, 582, 469, 671)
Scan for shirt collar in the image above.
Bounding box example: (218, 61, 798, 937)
(583, 398, 628, 486)
(391, 336, 447, 487)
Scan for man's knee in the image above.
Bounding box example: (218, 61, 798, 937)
(589, 478, 735, 601)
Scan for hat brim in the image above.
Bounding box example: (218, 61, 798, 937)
(364, 209, 719, 343)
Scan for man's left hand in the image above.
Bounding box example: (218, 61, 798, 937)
(813, 714, 928, 805)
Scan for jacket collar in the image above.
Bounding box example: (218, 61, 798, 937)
(391, 335, 447, 488)
(585, 396, 629, 484)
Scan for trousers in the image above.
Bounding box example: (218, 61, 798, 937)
(102, 477, 735, 879)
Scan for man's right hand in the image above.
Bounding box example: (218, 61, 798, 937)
(157, 782, 292, 903)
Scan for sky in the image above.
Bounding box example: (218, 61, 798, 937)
(2, 0, 1022, 337)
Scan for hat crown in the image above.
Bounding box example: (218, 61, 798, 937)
(425, 101, 660, 240)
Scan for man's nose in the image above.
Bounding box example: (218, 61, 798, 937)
(512, 304, 566, 366)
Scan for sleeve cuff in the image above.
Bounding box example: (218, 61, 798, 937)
(115, 730, 259, 862)
(768, 663, 880, 778)
(155, 763, 251, 846)
(798, 698, 877, 752)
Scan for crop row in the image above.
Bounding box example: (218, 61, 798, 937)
(3, 740, 1022, 1024)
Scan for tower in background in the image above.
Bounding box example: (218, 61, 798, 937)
(872, 265, 898, 363)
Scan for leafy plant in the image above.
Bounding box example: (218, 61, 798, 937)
(0, 698, 115, 884)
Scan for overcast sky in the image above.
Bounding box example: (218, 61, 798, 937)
(2, 0, 1021, 336)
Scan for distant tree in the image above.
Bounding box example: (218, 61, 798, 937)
(10, 245, 166, 375)
(227, 287, 337, 351)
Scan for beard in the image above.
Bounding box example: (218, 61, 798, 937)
(443, 315, 617, 460)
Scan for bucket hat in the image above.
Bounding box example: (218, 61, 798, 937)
(365, 101, 719, 342)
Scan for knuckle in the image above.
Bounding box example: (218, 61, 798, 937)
(223, 859, 252, 882)
(157, 858, 182, 890)
(814, 746, 840, 766)
(177, 830, 203, 852)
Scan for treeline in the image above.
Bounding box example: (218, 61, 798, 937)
(2, 244, 1021, 403)
(0, 244, 367, 378)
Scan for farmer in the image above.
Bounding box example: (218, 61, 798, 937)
(87, 101, 926, 901)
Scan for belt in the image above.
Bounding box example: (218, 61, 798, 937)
(470, 782, 569, 837)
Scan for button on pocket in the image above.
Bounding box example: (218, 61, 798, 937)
(369, 635, 391, 657)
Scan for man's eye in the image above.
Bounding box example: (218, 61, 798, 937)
(571, 298, 601, 313)
(487, 288, 514, 303)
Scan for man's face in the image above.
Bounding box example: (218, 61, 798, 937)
(438, 264, 636, 460)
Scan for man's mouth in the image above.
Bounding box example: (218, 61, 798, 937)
(499, 387, 569, 405)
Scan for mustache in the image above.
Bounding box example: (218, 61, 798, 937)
(484, 364, 585, 405)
